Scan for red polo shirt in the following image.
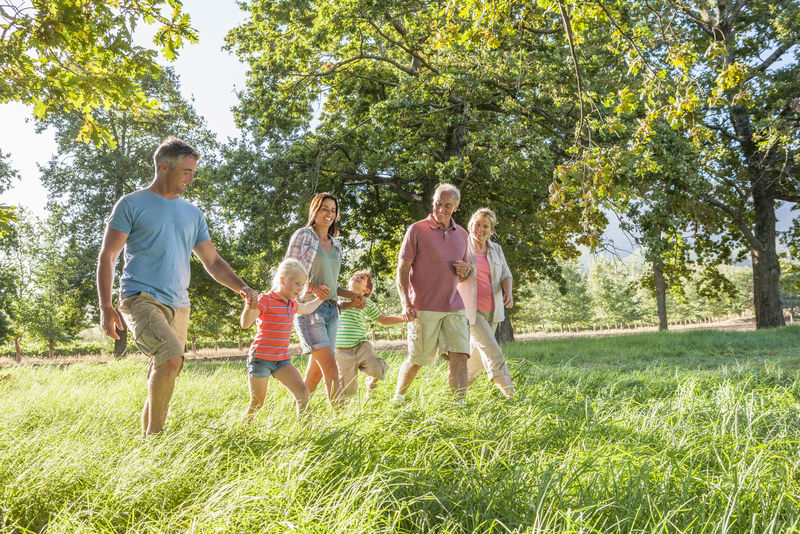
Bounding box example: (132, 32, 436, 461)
(399, 214, 469, 312)
(249, 291, 298, 361)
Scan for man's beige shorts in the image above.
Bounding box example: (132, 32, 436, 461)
(467, 310, 511, 383)
(407, 309, 470, 366)
(335, 341, 388, 398)
(119, 292, 190, 368)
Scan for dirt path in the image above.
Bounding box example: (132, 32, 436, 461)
(2, 316, 768, 368)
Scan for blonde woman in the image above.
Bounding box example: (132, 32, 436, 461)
(457, 208, 515, 397)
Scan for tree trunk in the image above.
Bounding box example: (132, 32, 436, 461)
(48, 338, 55, 358)
(495, 314, 515, 344)
(114, 313, 128, 358)
(652, 261, 668, 331)
(729, 104, 785, 329)
(749, 177, 785, 328)
(14, 337, 21, 363)
(751, 239, 785, 328)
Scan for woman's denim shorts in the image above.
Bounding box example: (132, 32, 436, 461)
(294, 300, 339, 353)
(247, 356, 293, 378)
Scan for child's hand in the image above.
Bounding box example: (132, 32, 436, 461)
(349, 294, 366, 309)
(239, 286, 259, 306)
(311, 284, 331, 300)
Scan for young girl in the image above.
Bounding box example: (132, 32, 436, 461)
(241, 259, 323, 419)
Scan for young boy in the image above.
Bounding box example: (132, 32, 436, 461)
(336, 270, 405, 400)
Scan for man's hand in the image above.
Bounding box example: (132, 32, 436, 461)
(239, 286, 259, 308)
(453, 261, 471, 278)
(311, 284, 331, 300)
(100, 305, 124, 340)
(402, 303, 418, 322)
(503, 291, 514, 308)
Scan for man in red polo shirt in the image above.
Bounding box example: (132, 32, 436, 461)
(394, 183, 473, 403)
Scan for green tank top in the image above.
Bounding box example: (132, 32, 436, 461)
(309, 243, 340, 295)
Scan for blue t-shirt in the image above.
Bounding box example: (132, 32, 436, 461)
(107, 189, 210, 307)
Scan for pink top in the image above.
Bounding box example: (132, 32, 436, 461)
(249, 291, 298, 361)
(475, 253, 494, 311)
(399, 214, 469, 312)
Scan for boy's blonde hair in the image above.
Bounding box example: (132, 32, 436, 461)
(272, 258, 309, 294)
(350, 269, 373, 296)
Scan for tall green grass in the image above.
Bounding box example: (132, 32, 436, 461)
(2, 326, 800, 533)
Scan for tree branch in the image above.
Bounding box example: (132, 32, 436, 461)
(294, 53, 419, 79)
(702, 194, 761, 249)
(556, 0, 587, 147)
(752, 37, 799, 74)
(364, 17, 440, 75)
(702, 120, 737, 141)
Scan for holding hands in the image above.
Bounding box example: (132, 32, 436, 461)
(239, 285, 260, 308)
(311, 283, 331, 301)
(349, 293, 366, 309)
(453, 261, 471, 279)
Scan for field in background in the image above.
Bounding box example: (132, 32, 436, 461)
(2, 326, 800, 533)
(0, 315, 764, 368)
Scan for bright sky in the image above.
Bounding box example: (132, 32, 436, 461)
(0, 1, 795, 248)
(0, 0, 248, 216)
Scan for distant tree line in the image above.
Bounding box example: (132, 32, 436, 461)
(1, 0, 798, 359)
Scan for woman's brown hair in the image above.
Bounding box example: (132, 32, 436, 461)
(305, 192, 340, 237)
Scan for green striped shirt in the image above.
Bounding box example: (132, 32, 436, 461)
(336, 299, 383, 348)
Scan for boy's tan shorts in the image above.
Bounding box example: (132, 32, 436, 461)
(119, 292, 190, 368)
(335, 341, 388, 398)
(407, 309, 470, 366)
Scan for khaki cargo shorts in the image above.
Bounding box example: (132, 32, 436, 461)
(407, 309, 470, 366)
(119, 292, 190, 368)
(335, 341, 388, 398)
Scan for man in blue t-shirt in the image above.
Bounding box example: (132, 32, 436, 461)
(97, 136, 259, 436)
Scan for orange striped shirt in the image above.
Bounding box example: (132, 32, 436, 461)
(249, 291, 298, 361)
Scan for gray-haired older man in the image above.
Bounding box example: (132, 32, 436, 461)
(394, 183, 474, 403)
(97, 136, 258, 436)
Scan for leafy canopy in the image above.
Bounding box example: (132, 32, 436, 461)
(0, 0, 197, 146)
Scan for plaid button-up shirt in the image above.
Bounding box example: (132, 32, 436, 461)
(284, 227, 342, 294)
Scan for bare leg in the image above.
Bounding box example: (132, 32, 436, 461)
(143, 355, 183, 436)
(304, 354, 323, 395)
(492, 375, 515, 398)
(245, 377, 270, 421)
(365, 376, 379, 398)
(273, 364, 310, 416)
(395, 358, 422, 396)
(447, 352, 468, 401)
(304, 347, 342, 406)
(142, 360, 154, 433)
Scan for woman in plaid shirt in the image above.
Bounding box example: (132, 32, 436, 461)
(284, 193, 365, 406)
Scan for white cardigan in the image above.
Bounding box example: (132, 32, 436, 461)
(457, 239, 512, 325)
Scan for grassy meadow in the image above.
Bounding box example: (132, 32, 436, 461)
(2, 326, 800, 533)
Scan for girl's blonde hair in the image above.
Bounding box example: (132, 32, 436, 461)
(468, 208, 498, 235)
(272, 258, 309, 294)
